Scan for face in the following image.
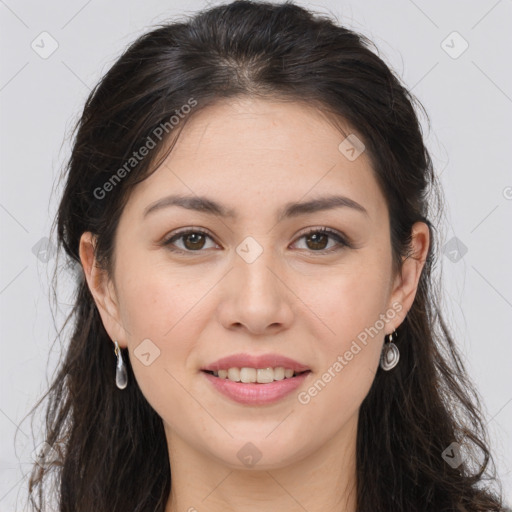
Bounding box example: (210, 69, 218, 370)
(81, 97, 427, 471)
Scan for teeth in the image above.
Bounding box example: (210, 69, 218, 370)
(227, 367, 240, 382)
(240, 367, 256, 383)
(257, 368, 274, 383)
(273, 367, 285, 381)
(211, 366, 305, 383)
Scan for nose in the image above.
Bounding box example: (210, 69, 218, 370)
(217, 240, 294, 336)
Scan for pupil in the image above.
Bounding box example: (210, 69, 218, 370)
(185, 233, 204, 250)
(307, 232, 327, 250)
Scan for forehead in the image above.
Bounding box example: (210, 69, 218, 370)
(124, 97, 386, 223)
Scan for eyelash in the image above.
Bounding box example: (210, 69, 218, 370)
(161, 227, 351, 255)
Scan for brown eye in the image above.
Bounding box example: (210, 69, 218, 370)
(162, 229, 218, 252)
(182, 232, 206, 250)
(293, 228, 349, 253)
(305, 231, 329, 250)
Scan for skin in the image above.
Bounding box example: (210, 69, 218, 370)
(80, 97, 429, 512)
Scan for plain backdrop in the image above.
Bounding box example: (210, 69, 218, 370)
(1, 0, 511, 509)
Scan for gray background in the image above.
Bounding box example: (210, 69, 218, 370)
(1, 0, 511, 509)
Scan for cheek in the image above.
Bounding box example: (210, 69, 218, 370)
(314, 255, 392, 344)
(293, 307, 386, 442)
(302, 253, 392, 402)
(116, 253, 207, 339)
(114, 255, 207, 401)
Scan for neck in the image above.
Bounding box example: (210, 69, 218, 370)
(164, 416, 358, 512)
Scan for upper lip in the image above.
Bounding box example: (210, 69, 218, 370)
(201, 353, 310, 372)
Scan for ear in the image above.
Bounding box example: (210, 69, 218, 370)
(387, 221, 430, 332)
(79, 231, 128, 347)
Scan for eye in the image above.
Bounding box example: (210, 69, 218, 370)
(292, 227, 350, 253)
(162, 228, 219, 253)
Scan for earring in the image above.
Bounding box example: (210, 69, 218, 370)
(380, 330, 400, 371)
(114, 340, 128, 389)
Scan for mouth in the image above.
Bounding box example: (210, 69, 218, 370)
(201, 367, 312, 384)
(200, 353, 311, 404)
(201, 368, 312, 405)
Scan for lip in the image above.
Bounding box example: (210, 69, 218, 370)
(201, 353, 310, 372)
(202, 370, 311, 405)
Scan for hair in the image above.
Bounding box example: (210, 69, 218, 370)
(23, 1, 505, 511)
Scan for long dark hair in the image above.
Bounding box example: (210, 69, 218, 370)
(24, 1, 504, 510)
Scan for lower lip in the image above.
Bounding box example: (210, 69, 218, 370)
(202, 371, 311, 405)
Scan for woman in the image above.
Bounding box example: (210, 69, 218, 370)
(26, 1, 506, 510)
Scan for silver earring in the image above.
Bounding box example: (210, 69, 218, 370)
(380, 330, 400, 371)
(114, 340, 128, 389)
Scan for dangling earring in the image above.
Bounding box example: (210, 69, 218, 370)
(114, 340, 128, 389)
(380, 330, 400, 371)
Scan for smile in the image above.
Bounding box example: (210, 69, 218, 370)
(201, 369, 311, 405)
(203, 367, 310, 383)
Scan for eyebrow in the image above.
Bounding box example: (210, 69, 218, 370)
(143, 193, 368, 221)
